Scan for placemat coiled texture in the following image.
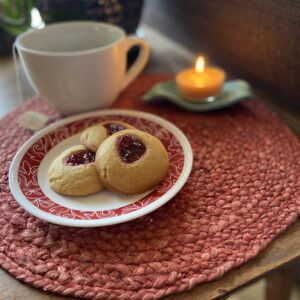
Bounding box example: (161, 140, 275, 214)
(0, 75, 300, 300)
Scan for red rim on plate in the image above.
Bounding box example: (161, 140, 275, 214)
(9, 110, 193, 227)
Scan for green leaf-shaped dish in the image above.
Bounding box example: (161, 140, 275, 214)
(142, 80, 252, 112)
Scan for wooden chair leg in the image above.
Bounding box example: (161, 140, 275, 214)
(266, 264, 296, 300)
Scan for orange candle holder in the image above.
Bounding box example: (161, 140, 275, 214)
(176, 56, 225, 101)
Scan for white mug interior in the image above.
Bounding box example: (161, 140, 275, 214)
(16, 21, 125, 54)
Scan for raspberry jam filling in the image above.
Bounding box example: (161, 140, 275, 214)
(65, 150, 95, 166)
(117, 134, 146, 163)
(104, 123, 126, 135)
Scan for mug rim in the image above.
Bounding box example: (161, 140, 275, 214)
(15, 21, 126, 57)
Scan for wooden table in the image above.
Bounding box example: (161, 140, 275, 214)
(0, 24, 299, 300)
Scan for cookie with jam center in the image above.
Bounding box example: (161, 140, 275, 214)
(96, 129, 169, 195)
(80, 120, 135, 152)
(48, 145, 103, 196)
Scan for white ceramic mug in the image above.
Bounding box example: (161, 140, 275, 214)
(15, 21, 150, 115)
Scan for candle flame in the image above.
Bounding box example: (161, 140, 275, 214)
(195, 56, 205, 73)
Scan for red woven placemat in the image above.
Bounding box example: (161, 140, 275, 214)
(1, 74, 300, 299)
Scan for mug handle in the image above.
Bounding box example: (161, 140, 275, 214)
(121, 35, 150, 90)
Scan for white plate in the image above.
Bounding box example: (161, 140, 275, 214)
(9, 109, 193, 227)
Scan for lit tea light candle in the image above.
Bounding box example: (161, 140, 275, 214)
(176, 56, 225, 101)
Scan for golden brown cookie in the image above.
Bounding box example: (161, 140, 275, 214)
(96, 129, 169, 195)
(48, 145, 104, 196)
(80, 121, 135, 152)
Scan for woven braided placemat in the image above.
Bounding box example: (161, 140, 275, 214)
(0, 75, 299, 299)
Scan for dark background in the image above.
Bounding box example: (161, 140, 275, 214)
(142, 0, 300, 109)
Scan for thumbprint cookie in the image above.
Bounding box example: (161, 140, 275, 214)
(95, 129, 169, 195)
(80, 121, 135, 152)
(48, 145, 103, 196)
